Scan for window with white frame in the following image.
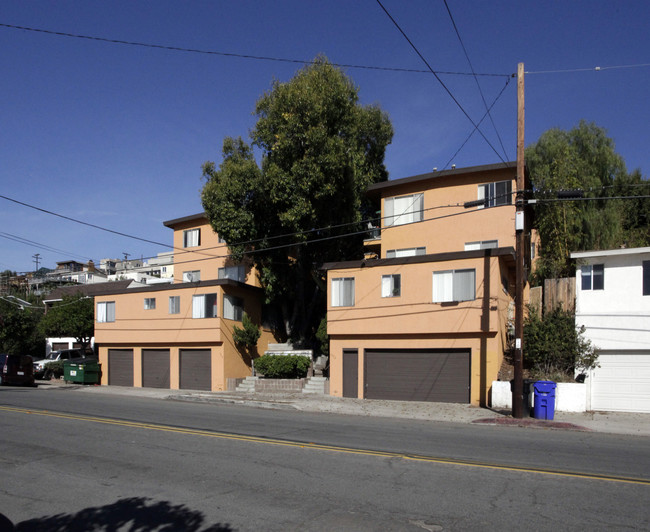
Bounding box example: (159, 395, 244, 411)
(192, 294, 217, 318)
(581, 264, 604, 291)
(381, 274, 401, 298)
(432, 269, 476, 303)
(331, 277, 355, 307)
(478, 180, 512, 208)
(144, 298, 156, 310)
(183, 270, 200, 283)
(643, 261, 650, 296)
(97, 301, 115, 322)
(183, 228, 200, 248)
(218, 265, 246, 282)
(223, 294, 244, 321)
(169, 296, 180, 314)
(384, 193, 424, 226)
(464, 240, 498, 251)
(386, 247, 426, 258)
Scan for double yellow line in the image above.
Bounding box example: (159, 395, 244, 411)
(2, 405, 648, 486)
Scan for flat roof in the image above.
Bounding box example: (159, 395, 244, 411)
(163, 212, 207, 228)
(367, 161, 517, 196)
(321, 246, 515, 271)
(571, 247, 650, 259)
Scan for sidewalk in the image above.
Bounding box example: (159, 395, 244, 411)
(39, 379, 650, 437)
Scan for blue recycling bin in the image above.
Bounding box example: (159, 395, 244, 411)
(533, 380, 556, 420)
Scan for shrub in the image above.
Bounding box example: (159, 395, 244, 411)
(232, 313, 261, 349)
(45, 361, 65, 378)
(524, 305, 599, 381)
(253, 355, 311, 379)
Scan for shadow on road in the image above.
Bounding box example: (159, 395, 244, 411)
(2, 497, 232, 531)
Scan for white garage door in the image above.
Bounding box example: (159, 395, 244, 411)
(589, 351, 650, 413)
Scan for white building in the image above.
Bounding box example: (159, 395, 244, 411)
(571, 247, 650, 413)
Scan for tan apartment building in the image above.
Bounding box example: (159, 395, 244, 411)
(324, 162, 535, 406)
(94, 213, 277, 391)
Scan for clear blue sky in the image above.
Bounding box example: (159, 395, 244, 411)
(1, 1, 648, 273)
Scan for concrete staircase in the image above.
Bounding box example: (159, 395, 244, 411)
(236, 376, 258, 393)
(302, 376, 328, 395)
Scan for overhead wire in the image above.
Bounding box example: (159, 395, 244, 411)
(443, 0, 509, 162)
(0, 22, 510, 78)
(374, 0, 510, 167)
(525, 63, 650, 75)
(3, 183, 648, 270)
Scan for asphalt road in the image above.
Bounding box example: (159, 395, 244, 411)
(1, 386, 648, 531)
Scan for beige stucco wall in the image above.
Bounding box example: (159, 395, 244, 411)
(95, 282, 278, 391)
(379, 169, 517, 257)
(327, 254, 514, 406)
(169, 217, 260, 287)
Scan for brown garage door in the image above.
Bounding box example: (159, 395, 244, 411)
(142, 349, 170, 389)
(364, 349, 470, 403)
(343, 349, 359, 398)
(179, 349, 211, 391)
(108, 349, 134, 387)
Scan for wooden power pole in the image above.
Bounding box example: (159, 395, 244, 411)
(512, 62, 525, 418)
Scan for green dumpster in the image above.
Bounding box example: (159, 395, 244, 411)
(64, 360, 100, 384)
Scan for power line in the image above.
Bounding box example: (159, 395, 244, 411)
(441, 77, 512, 170)
(0, 22, 510, 78)
(0, 231, 94, 262)
(526, 63, 650, 75)
(443, 0, 509, 162)
(374, 0, 509, 167)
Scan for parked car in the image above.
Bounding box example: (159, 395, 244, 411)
(33, 348, 90, 379)
(0, 353, 35, 386)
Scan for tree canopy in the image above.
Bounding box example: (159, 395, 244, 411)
(0, 295, 44, 356)
(526, 120, 649, 280)
(39, 294, 94, 350)
(201, 57, 393, 345)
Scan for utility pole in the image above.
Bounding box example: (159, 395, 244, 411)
(512, 62, 525, 418)
(32, 253, 41, 271)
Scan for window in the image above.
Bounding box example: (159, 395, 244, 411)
(433, 269, 476, 303)
(218, 235, 227, 244)
(183, 228, 200, 248)
(144, 298, 156, 310)
(223, 294, 244, 321)
(384, 193, 424, 226)
(465, 240, 498, 251)
(478, 180, 512, 208)
(581, 264, 604, 291)
(381, 274, 401, 298)
(183, 270, 200, 283)
(386, 247, 426, 258)
(643, 261, 650, 296)
(218, 265, 246, 282)
(192, 294, 217, 318)
(331, 278, 355, 307)
(169, 296, 180, 314)
(97, 301, 115, 322)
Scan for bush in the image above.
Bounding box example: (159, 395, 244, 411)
(232, 313, 261, 349)
(253, 355, 311, 379)
(524, 305, 599, 381)
(45, 361, 65, 378)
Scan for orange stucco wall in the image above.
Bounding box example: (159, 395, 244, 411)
(95, 283, 277, 391)
(379, 168, 517, 257)
(327, 254, 514, 406)
(169, 217, 261, 287)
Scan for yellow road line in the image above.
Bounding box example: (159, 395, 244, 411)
(2, 405, 648, 486)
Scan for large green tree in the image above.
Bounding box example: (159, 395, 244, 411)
(526, 121, 648, 280)
(39, 294, 94, 350)
(201, 57, 393, 345)
(0, 295, 44, 357)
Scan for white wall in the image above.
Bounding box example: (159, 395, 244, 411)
(574, 249, 650, 351)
